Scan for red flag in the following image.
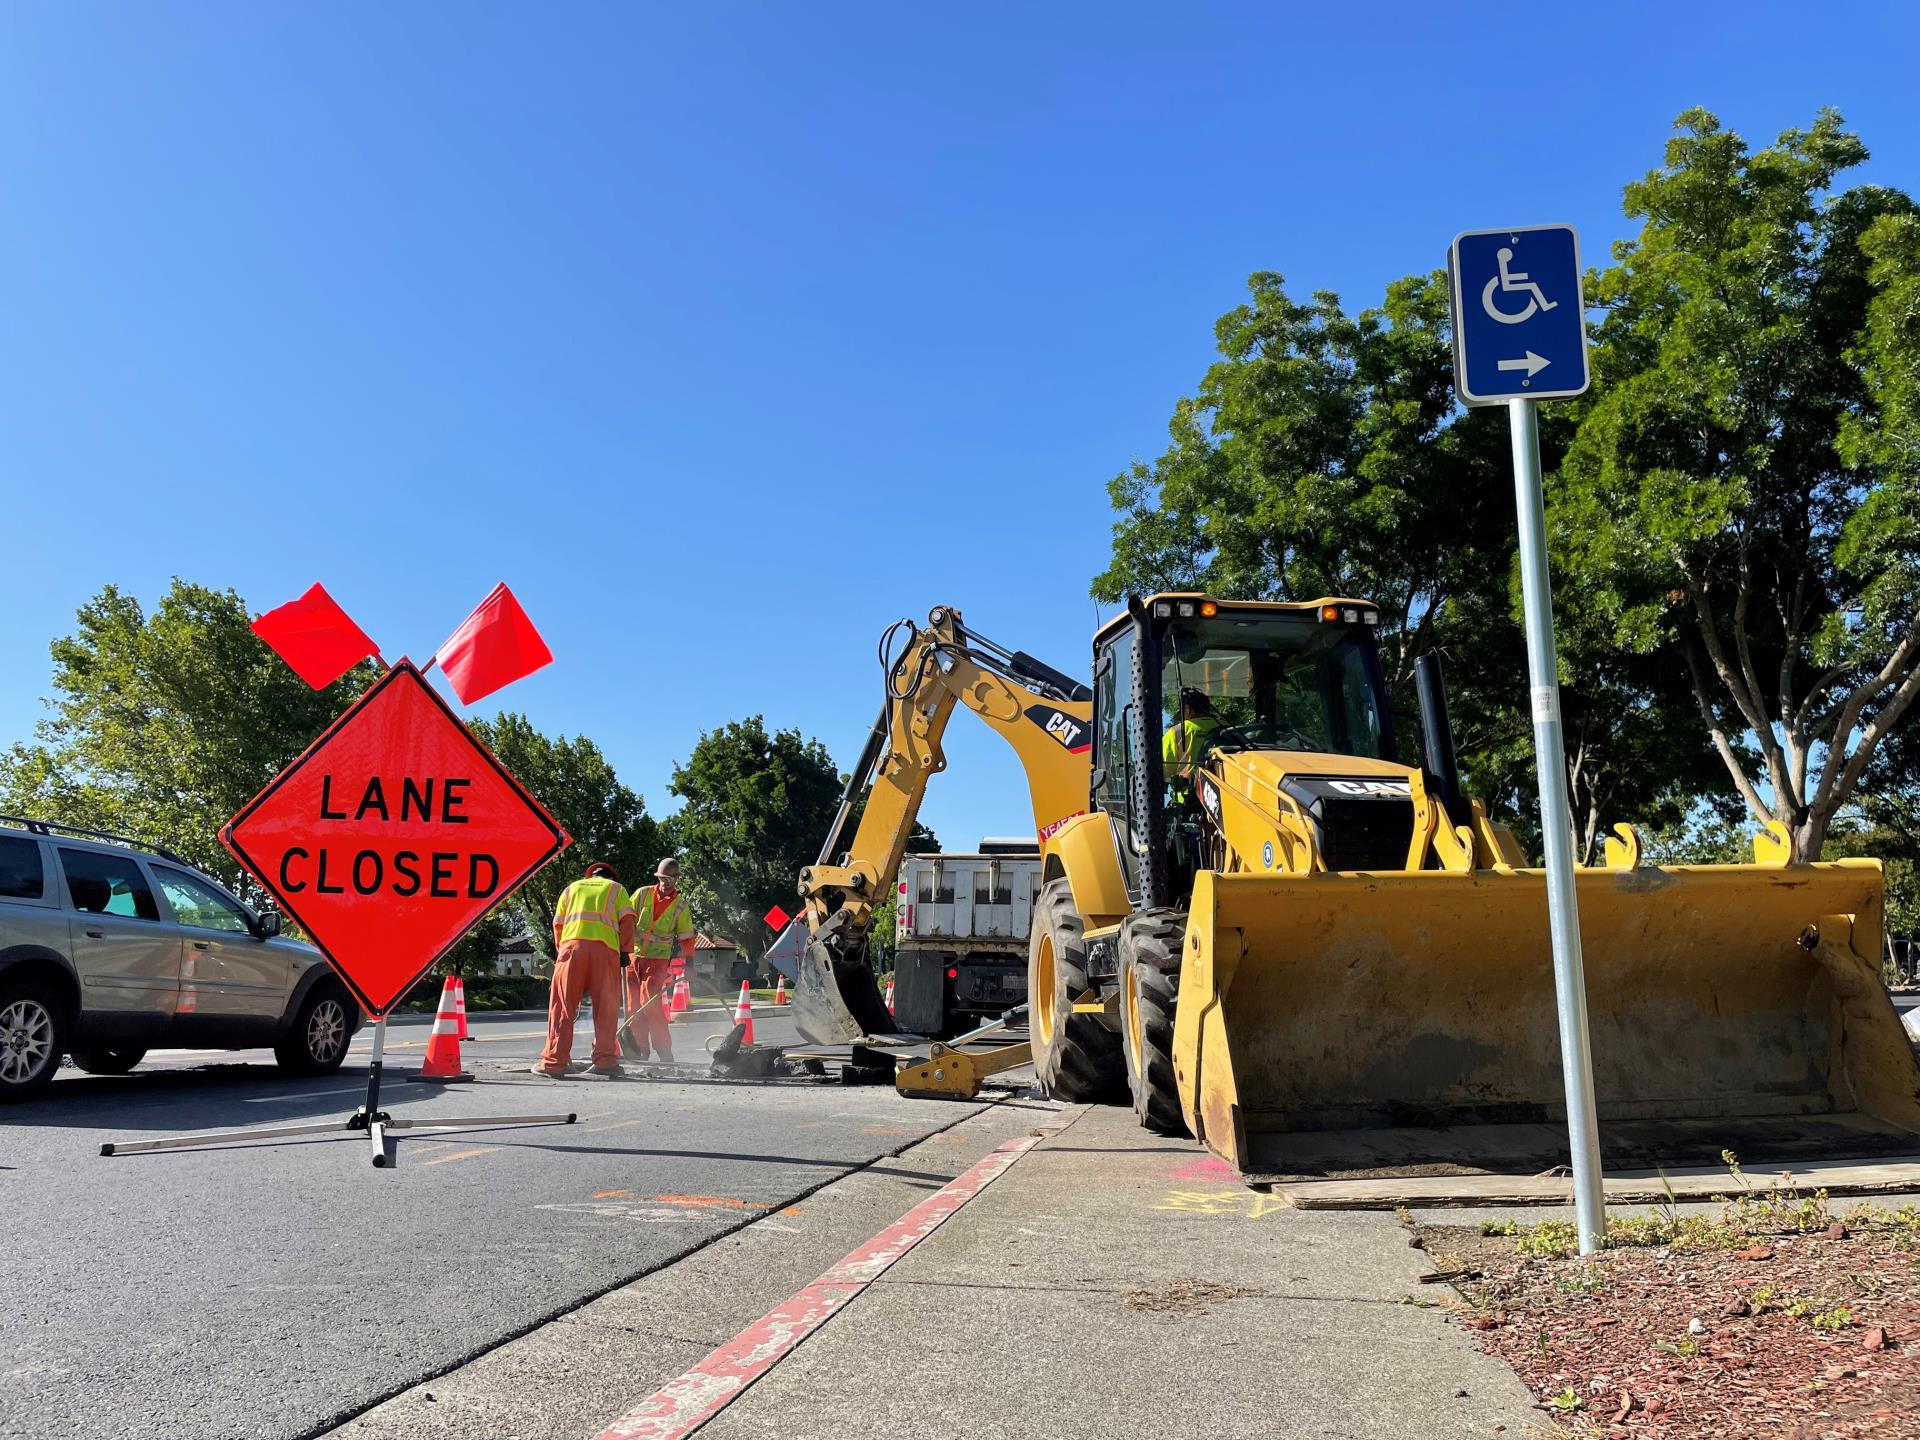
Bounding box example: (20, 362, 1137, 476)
(434, 583, 553, 705)
(764, 904, 791, 930)
(250, 584, 379, 690)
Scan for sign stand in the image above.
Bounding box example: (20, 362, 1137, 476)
(100, 1016, 577, 1166)
(1450, 223, 1606, 1255)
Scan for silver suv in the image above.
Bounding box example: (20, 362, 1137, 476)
(0, 817, 362, 1099)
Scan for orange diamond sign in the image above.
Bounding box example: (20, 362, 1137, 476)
(222, 660, 570, 1017)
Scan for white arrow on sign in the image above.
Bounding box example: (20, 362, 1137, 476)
(1497, 351, 1551, 378)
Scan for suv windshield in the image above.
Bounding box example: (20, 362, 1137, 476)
(1160, 612, 1386, 761)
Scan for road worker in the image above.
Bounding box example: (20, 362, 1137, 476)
(536, 861, 635, 1079)
(623, 857, 696, 1062)
(1162, 687, 1223, 809)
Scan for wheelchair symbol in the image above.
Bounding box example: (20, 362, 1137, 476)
(1481, 247, 1559, 325)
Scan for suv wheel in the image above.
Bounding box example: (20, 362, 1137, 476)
(0, 978, 65, 1100)
(69, 1046, 148, 1075)
(275, 984, 353, 1076)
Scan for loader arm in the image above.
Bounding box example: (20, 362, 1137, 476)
(792, 606, 1092, 1042)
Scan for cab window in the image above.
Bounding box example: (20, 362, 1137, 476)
(1158, 614, 1386, 760)
(0, 837, 44, 900)
(155, 866, 253, 934)
(60, 848, 161, 921)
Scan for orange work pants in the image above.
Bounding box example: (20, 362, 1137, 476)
(542, 938, 621, 1070)
(623, 956, 675, 1060)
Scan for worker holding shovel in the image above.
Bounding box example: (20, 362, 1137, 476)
(622, 857, 696, 1062)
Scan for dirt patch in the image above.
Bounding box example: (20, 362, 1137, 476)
(1121, 1275, 1265, 1318)
(1420, 1218, 1920, 1436)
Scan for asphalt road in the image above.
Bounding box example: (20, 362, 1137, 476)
(1, 1009, 1007, 1440)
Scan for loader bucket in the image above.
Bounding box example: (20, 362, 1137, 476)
(793, 911, 896, 1044)
(1174, 861, 1920, 1180)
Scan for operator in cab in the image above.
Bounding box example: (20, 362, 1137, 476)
(1162, 686, 1223, 808)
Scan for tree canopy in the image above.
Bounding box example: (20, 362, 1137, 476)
(664, 716, 848, 965)
(0, 580, 375, 889)
(1559, 108, 1920, 859)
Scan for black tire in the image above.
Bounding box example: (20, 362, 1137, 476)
(69, 1046, 147, 1076)
(1028, 878, 1125, 1102)
(1119, 910, 1189, 1135)
(275, 982, 354, 1076)
(0, 977, 66, 1100)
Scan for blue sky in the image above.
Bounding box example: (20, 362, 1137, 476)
(3, 2, 1916, 851)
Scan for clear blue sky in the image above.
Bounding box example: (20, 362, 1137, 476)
(3, 3, 1915, 851)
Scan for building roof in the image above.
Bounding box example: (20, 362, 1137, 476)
(693, 933, 738, 951)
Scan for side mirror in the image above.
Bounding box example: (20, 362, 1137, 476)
(257, 909, 283, 938)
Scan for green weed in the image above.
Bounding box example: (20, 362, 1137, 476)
(1547, 1387, 1583, 1413)
(1554, 1264, 1608, 1296)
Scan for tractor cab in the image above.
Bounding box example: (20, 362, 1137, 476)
(1090, 594, 1397, 906)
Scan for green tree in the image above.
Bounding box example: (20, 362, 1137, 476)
(1558, 108, 1920, 859)
(0, 580, 375, 890)
(664, 717, 846, 968)
(467, 712, 659, 961)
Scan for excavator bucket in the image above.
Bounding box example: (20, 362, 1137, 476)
(792, 912, 896, 1044)
(1174, 860, 1920, 1180)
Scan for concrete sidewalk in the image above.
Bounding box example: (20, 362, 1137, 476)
(325, 1100, 1537, 1440)
(616, 1105, 1537, 1440)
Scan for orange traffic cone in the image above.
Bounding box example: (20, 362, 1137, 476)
(415, 978, 474, 1083)
(671, 975, 690, 1014)
(773, 976, 787, 1006)
(731, 980, 755, 1045)
(884, 977, 895, 1015)
(452, 975, 471, 1039)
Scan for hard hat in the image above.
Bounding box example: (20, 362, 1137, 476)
(586, 861, 620, 881)
(655, 857, 682, 879)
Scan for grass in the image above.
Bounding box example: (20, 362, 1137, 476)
(1482, 1153, 1846, 1259)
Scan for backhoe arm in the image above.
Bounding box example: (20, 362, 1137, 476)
(792, 606, 1091, 1042)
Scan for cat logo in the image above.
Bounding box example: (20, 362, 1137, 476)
(1326, 779, 1414, 798)
(1025, 704, 1090, 754)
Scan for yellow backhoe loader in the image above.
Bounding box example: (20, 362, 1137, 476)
(800, 596, 1920, 1181)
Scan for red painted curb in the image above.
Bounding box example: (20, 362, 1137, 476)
(591, 1131, 1043, 1440)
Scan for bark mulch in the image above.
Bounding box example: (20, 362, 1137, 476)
(1415, 1208, 1920, 1438)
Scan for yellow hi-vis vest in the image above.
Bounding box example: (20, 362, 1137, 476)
(631, 885, 695, 960)
(553, 876, 631, 950)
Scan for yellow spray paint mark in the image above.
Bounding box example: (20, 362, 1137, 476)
(1152, 1188, 1292, 1220)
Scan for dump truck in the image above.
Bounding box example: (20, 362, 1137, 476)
(799, 597, 1920, 1180)
(890, 840, 1042, 1037)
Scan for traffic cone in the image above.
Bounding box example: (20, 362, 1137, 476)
(731, 980, 755, 1045)
(452, 975, 470, 1039)
(773, 976, 787, 1006)
(884, 976, 895, 1014)
(415, 978, 475, 1083)
(671, 975, 690, 1014)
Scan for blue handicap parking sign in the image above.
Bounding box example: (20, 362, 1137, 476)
(1448, 225, 1590, 405)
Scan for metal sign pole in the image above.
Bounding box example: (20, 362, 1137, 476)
(357, 1016, 391, 1166)
(1508, 396, 1606, 1254)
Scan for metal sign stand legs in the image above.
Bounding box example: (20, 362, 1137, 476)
(100, 1017, 576, 1167)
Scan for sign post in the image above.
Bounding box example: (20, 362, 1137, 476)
(102, 657, 579, 1168)
(1449, 223, 1605, 1254)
